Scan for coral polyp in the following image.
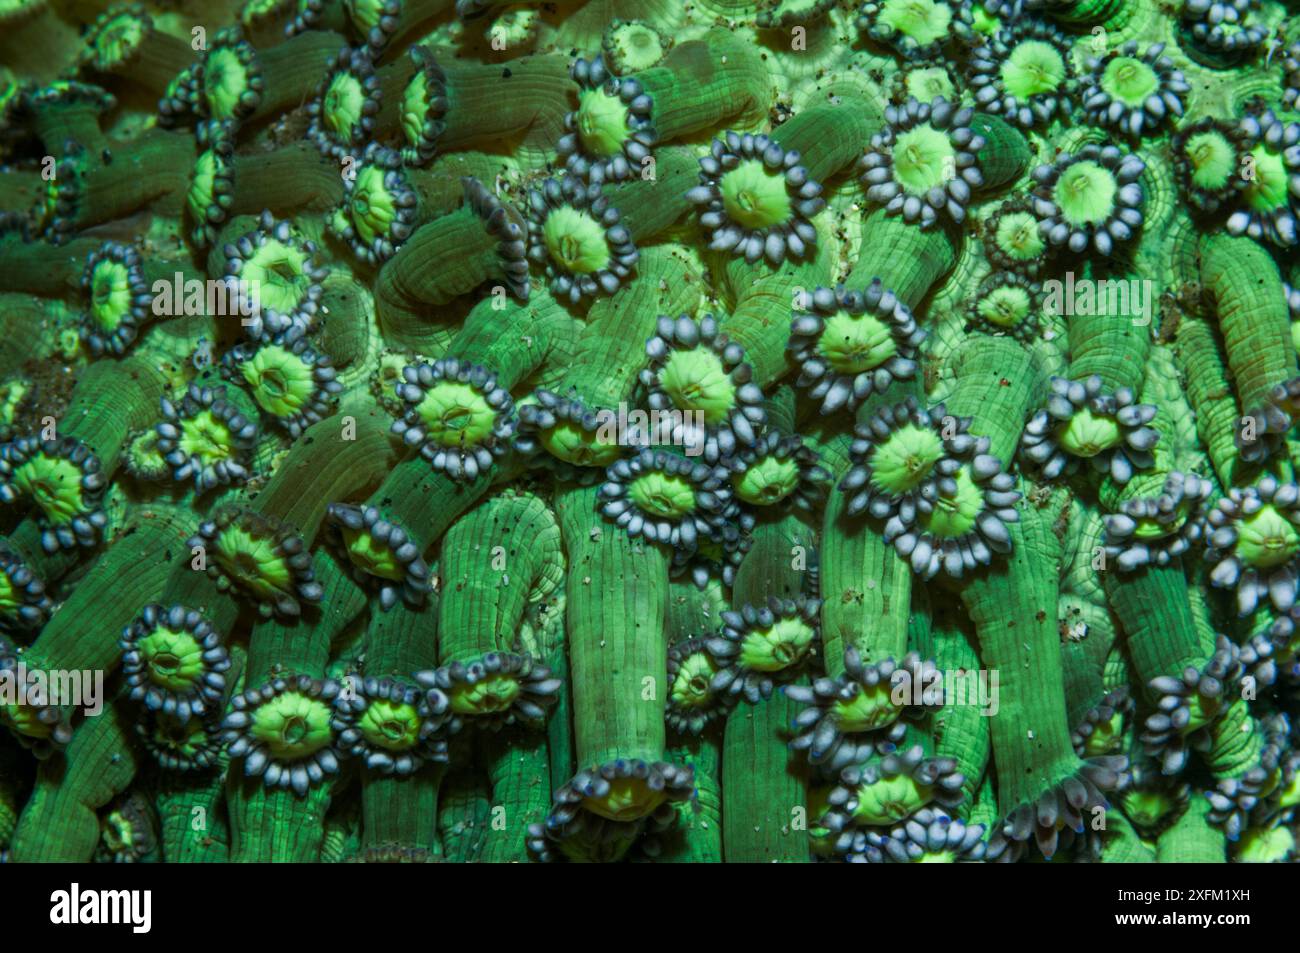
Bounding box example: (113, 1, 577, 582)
(1031, 144, 1146, 257)
(860, 97, 984, 228)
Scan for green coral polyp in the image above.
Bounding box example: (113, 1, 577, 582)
(709, 596, 821, 702)
(891, 126, 956, 195)
(400, 70, 428, 127)
(976, 284, 1031, 330)
(642, 314, 767, 464)
(968, 20, 1072, 130)
(1022, 376, 1158, 484)
(346, 0, 390, 37)
(216, 524, 293, 597)
(123, 429, 169, 482)
(0, 380, 28, 440)
(557, 54, 655, 183)
(1235, 505, 1300, 569)
(601, 19, 668, 73)
(223, 210, 331, 340)
(356, 699, 421, 751)
(791, 283, 925, 415)
(242, 240, 311, 316)
(825, 746, 964, 847)
(1058, 407, 1123, 458)
(1002, 41, 1067, 99)
(575, 89, 630, 158)
(732, 455, 800, 505)
(239, 346, 314, 417)
(972, 1, 998, 33)
(719, 160, 792, 229)
(541, 206, 610, 275)
(308, 44, 379, 155)
(739, 617, 815, 672)
(1186, 131, 1235, 191)
(202, 45, 255, 121)
(333, 675, 448, 773)
(692, 131, 823, 264)
(1054, 161, 1118, 227)
(78, 241, 151, 356)
(346, 164, 398, 247)
(843, 397, 1015, 556)
(1082, 710, 1126, 756)
(188, 149, 221, 216)
(833, 682, 900, 733)
(1206, 479, 1300, 615)
(861, 97, 983, 228)
(157, 381, 258, 487)
(1101, 57, 1158, 106)
(10, 455, 86, 524)
(86, 9, 147, 70)
(448, 673, 521, 715)
(1182, 690, 1223, 734)
(1236, 825, 1295, 863)
(1120, 788, 1181, 833)
(249, 691, 333, 760)
(341, 526, 405, 580)
(628, 472, 697, 520)
(392, 358, 514, 480)
(657, 350, 736, 425)
(135, 628, 205, 692)
(414, 653, 558, 732)
(186, 121, 236, 245)
(1242, 147, 1287, 213)
(35, 161, 71, 238)
(487, 8, 540, 49)
(158, 65, 199, 125)
(869, 425, 945, 495)
(539, 421, 621, 467)
(873, 0, 952, 48)
(1032, 145, 1146, 257)
(582, 776, 666, 822)
(414, 382, 497, 448)
(322, 72, 364, 138)
(920, 468, 984, 538)
(851, 772, 932, 825)
(1226, 110, 1300, 246)
(88, 260, 131, 331)
(227, 338, 339, 438)
(101, 811, 140, 857)
(399, 63, 442, 161)
(326, 503, 431, 611)
(138, 711, 219, 770)
(2, 447, 100, 551)
(1133, 510, 1187, 540)
(121, 603, 232, 722)
(178, 411, 236, 466)
(993, 211, 1044, 263)
(1082, 42, 1192, 137)
(819, 311, 900, 373)
(669, 650, 720, 712)
(1, 704, 52, 740)
(902, 66, 956, 102)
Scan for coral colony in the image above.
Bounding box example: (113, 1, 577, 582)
(0, 0, 1297, 864)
